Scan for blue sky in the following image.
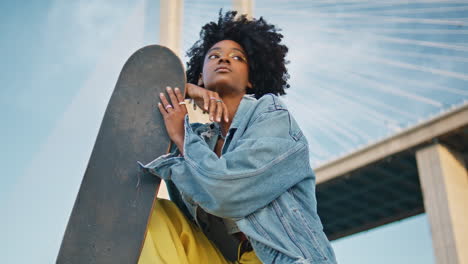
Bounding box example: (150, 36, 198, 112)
(3, 0, 467, 263)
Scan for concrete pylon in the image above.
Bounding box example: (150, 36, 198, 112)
(158, 0, 184, 199)
(416, 144, 468, 264)
(159, 0, 183, 57)
(233, 0, 254, 19)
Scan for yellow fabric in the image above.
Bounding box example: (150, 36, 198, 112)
(139, 199, 262, 264)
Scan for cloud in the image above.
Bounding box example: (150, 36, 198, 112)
(3, 0, 147, 262)
(256, 4, 468, 165)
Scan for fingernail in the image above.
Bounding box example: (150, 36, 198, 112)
(160, 93, 164, 97)
(217, 117, 221, 122)
(166, 86, 172, 90)
(158, 102, 161, 106)
(174, 87, 179, 91)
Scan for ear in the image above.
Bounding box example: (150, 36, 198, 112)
(197, 74, 204, 86)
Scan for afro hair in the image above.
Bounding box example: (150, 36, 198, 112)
(186, 10, 290, 99)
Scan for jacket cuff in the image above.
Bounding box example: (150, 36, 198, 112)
(183, 115, 211, 159)
(137, 146, 184, 180)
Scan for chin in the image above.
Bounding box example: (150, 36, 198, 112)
(207, 78, 234, 90)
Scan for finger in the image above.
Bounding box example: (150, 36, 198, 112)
(184, 83, 191, 99)
(174, 87, 187, 113)
(166, 86, 180, 110)
(159, 92, 173, 112)
(203, 93, 209, 111)
(157, 102, 168, 117)
(223, 103, 229, 122)
(215, 100, 223, 122)
(209, 95, 217, 122)
(174, 87, 184, 102)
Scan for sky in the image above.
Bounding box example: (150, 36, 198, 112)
(2, 0, 467, 263)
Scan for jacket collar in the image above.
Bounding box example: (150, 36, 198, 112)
(229, 94, 257, 129)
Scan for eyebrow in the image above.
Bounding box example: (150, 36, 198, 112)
(207, 47, 247, 56)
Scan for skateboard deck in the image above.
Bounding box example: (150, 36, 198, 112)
(57, 45, 185, 263)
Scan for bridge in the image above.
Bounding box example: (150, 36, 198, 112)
(158, 1, 468, 263)
(316, 103, 468, 263)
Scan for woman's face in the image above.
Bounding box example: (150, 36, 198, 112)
(200, 40, 252, 97)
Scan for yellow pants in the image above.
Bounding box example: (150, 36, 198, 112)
(139, 199, 261, 264)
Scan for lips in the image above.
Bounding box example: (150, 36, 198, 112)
(215, 66, 231, 73)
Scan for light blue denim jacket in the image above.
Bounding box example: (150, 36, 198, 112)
(139, 94, 337, 264)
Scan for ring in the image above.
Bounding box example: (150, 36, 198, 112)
(210, 97, 217, 100)
(216, 99, 223, 103)
(178, 101, 186, 105)
(165, 104, 173, 109)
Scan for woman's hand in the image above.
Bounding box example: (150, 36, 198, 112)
(158, 86, 187, 155)
(186, 83, 229, 123)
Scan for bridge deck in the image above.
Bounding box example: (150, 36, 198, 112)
(315, 104, 468, 240)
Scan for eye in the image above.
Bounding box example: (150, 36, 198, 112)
(208, 54, 219, 60)
(230, 54, 247, 62)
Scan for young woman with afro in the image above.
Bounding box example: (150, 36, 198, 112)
(139, 11, 337, 264)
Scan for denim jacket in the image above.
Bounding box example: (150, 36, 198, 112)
(139, 94, 337, 264)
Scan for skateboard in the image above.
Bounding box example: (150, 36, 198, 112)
(57, 45, 185, 263)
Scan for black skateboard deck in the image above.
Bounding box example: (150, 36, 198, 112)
(57, 45, 185, 263)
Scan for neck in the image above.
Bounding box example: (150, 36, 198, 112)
(219, 93, 245, 135)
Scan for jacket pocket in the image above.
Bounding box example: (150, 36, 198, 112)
(288, 189, 330, 262)
(249, 213, 273, 241)
(272, 200, 313, 259)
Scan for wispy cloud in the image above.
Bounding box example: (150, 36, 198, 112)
(45, 0, 137, 63)
(257, 1, 468, 165)
(3, 1, 146, 262)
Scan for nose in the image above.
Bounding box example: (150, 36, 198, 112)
(218, 54, 231, 64)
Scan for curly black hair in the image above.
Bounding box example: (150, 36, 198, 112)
(186, 10, 290, 99)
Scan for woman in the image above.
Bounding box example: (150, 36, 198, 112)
(139, 11, 337, 264)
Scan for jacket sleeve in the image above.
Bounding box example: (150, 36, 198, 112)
(139, 109, 314, 218)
